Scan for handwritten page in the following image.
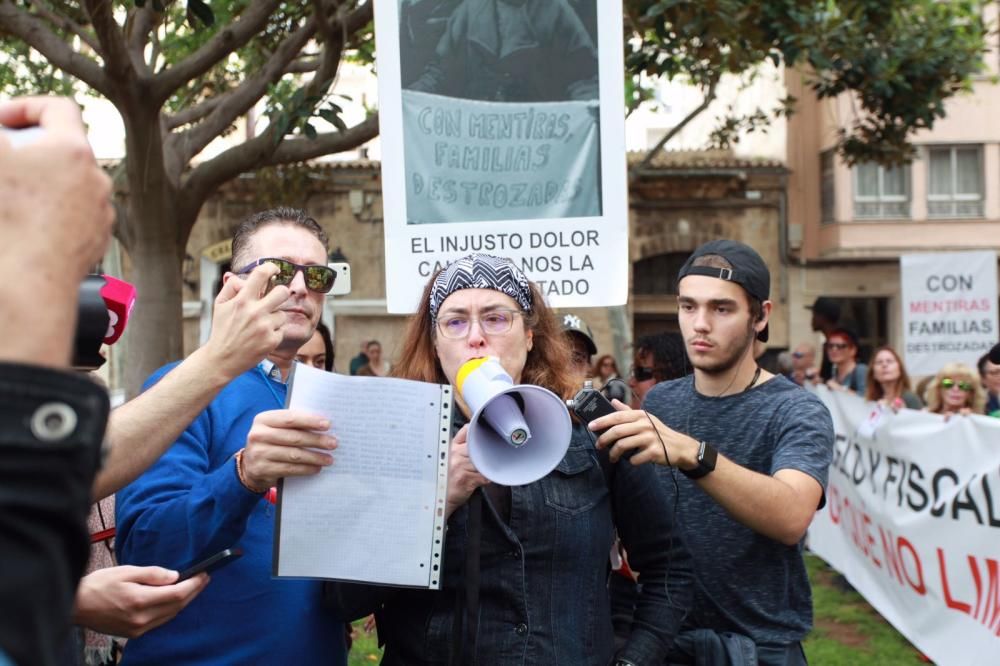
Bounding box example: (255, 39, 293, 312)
(273, 364, 451, 588)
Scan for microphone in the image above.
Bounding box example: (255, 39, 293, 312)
(98, 275, 137, 345)
(989, 342, 1000, 365)
(74, 275, 137, 369)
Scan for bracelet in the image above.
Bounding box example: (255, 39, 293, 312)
(234, 449, 266, 494)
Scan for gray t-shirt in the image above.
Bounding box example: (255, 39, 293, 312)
(643, 374, 834, 645)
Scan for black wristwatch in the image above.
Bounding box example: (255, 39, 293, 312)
(680, 440, 718, 479)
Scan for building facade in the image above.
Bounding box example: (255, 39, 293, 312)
(783, 3, 1000, 365)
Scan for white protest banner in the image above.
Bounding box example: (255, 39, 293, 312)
(901, 251, 998, 376)
(373, 0, 627, 312)
(808, 386, 1000, 666)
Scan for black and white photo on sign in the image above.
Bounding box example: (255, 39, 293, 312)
(397, 0, 603, 224)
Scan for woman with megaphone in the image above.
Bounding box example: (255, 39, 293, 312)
(326, 253, 691, 666)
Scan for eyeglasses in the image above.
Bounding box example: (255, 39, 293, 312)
(236, 258, 336, 294)
(940, 378, 973, 392)
(824, 342, 850, 350)
(435, 309, 522, 339)
(571, 351, 590, 366)
(630, 365, 655, 382)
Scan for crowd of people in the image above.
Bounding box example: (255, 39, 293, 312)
(2, 93, 998, 666)
(777, 297, 1000, 419)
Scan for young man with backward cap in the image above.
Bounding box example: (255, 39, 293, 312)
(590, 240, 834, 665)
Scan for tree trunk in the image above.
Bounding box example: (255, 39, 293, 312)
(115, 99, 201, 398)
(121, 198, 190, 398)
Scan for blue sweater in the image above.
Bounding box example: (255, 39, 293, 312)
(115, 365, 346, 664)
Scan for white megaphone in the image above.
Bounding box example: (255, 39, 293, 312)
(456, 357, 572, 486)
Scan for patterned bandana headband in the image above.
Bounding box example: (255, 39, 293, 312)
(429, 253, 533, 320)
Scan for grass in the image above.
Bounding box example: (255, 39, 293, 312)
(345, 555, 925, 665)
(804, 554, 927, 665)
(347, 619, 383, 665)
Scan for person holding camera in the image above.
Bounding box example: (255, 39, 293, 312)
(114, 208, 348, 664)
(326, 253, 691, 666)
(590, 240, 834, 666)
(0, 96, 116, 666)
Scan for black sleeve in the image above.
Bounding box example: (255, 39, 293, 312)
(610, 461, 693, 665)
(0, 363, 108, 666)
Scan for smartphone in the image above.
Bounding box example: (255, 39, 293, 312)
(177, 547, 243, 581)
(327, 261, 351, 296)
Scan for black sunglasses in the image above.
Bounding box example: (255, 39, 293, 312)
(237, 258, 336, 294)
(630, 365, 656, 382)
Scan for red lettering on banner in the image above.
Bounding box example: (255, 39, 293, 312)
(899, 537, 927, 595)
(974, 557, 1000, 635)
(863, 513, 881, 568)
(938, 548, 972, 614)
(828, 485, 841, 524)
(880, 526, 904, 586)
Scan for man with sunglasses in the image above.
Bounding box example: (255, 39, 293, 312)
(590, 240, 834, 666)
(115, 208, 348, 665)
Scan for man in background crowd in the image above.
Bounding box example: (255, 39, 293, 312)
(807, 296, 841, 381)
(790, 342, 816, 385)
(349, 340, 370, 375)
(977, 351, 1000, 417)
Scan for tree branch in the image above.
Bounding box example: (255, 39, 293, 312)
(0, 0, 111, 95)
(82, 0, 134, 82)
(183, 114, 378, 207)
(170, 16, 318, 164)
(266, 113, 378, 164)
(25, 0, 99, 52)
(152, 0, 283, 102)
(124, 5, 158, 76)
(286, 56, 321, 74)
(164, 95, 225, 130)
(634, 80, 718, 173)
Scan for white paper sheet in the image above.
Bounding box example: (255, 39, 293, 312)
(273, 364, 451, 588)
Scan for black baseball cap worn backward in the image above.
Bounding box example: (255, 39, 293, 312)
(676, 239, 771, 342)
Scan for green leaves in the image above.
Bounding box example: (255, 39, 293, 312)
(626, 0, 988, 166)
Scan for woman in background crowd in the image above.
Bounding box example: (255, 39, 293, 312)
(864, 346, 922, 410)
(924, 362, 987, 417)
(359, 339, 391, 377)
(825, 327, 867, 395)
(295, 320, 334, 371)
(592, 354, 620, 389)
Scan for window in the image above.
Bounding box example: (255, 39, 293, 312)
(853, 161, 910, 219)
(927, 145, 983, 218)
(820, 150, 835, 224)
(633, 252, 689, 295)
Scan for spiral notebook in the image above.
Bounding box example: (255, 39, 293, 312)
(273, 363, 452, 589)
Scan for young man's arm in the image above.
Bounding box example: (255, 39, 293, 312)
(92, 265, 287, 500)
(591, 398, 832, 546)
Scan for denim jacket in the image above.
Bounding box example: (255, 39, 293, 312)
(327, 423, 692, 665)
